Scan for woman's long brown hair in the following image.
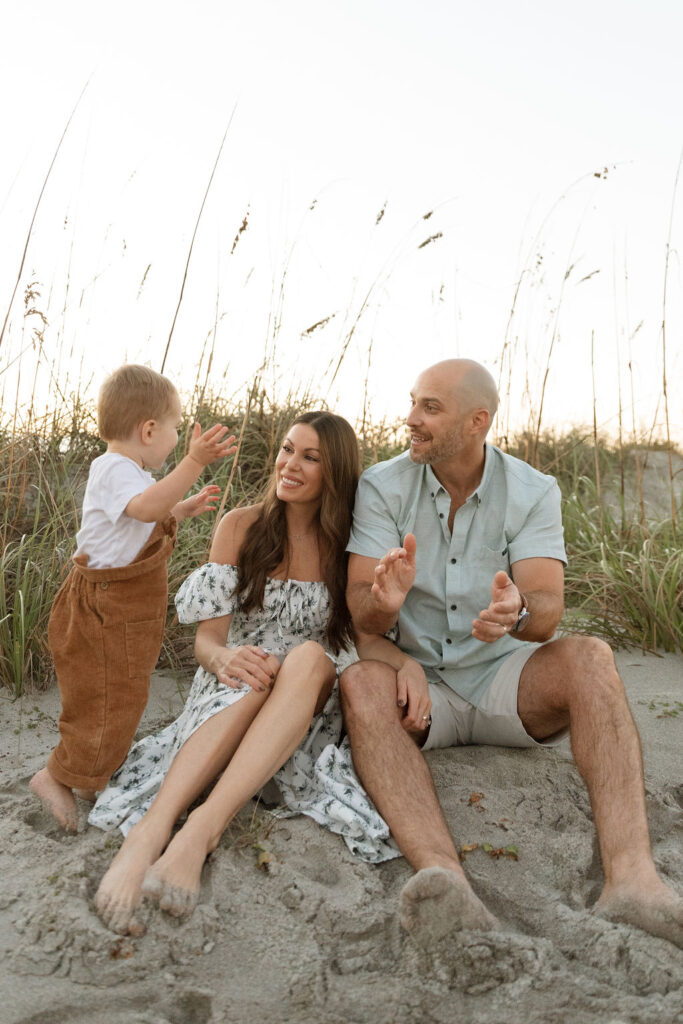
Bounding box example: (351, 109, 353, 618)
(235, 411, 360, 653)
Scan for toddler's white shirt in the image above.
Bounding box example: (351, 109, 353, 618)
(75, 453, 156, 569)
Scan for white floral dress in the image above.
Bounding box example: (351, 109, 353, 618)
(89, 563, 400, 863)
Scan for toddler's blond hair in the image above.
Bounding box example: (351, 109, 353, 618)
(98, 365, 179, 442)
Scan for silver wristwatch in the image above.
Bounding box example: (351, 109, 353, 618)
(511, 593, 530, 634)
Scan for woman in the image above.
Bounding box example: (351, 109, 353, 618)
(91, 410, 395, 937)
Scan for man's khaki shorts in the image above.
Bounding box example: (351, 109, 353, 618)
(423, 644, 569, 751)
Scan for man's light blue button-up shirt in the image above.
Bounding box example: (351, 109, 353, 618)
(347, 444, 567, 707)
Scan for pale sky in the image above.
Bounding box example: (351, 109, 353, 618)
(1, 0, 682, 441)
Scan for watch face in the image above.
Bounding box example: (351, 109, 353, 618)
(514, 607, 531, 633)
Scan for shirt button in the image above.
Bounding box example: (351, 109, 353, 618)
(439, 513, 444, 519)
(450, 558, 457, 564)
(450, 604, 457, 610)
(430, 492, 434, 498)
(446, 638, 452, 644)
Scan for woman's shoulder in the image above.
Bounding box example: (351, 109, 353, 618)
(210, 504, 263, 564)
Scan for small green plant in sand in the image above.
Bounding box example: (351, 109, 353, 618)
(637, 698, 683, 718)
(218, 798, 278, 872)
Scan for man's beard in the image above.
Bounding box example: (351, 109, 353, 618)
(409, 424, 466, 464)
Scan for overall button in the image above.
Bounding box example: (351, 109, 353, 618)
(100, 582, 109, 590)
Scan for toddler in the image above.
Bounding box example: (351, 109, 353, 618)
(30, 364, 236, 831)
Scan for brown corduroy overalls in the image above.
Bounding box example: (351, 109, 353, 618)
(47, 516, 177, 791)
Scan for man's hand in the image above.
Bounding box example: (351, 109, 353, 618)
(188, 423, 237, 468)
(173, 485, 221, 522)
(370, 533, 417, 616)
(396, 657, 432, 734)
(472, 570, 522, 643)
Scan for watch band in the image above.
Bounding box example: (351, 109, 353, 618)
(511, 593, 530, 634)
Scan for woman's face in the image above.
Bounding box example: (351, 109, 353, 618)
(275, 423, 324, 506)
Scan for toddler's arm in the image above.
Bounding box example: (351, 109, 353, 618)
(125, 423, 236, 523)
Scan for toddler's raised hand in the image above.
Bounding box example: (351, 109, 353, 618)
(176, 485, 222, 521)
(188, 423, 237, 467)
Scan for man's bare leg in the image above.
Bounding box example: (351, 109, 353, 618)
(340, 660, 498, 946)
(518, 635, 682, 948)
(95, 687, 268, 935)
(141, 642, 337, 918)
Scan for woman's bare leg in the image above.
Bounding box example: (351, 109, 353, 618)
(95, 687, 268, 934)
(142, 641, 336, 917)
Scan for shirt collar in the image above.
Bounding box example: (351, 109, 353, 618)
(424, 443, 494, 506)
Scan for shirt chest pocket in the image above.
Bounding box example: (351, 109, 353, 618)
(471, 543, 511, 576)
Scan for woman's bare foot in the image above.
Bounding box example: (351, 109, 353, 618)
(142, 815, 213, 919)
(94, 822, 169, 936)
(29, 767, 78, 832)
(595, 878, 683, 948)
(400, 866, 499, 948)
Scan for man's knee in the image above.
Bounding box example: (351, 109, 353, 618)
(339, 660, 398, 719)
(554, 635, 624, 702)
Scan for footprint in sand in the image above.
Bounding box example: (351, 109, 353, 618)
(402, 926, 553, 995)
(552, 903, 683, 997)
(286, 846, 341, 887)
(22, 807, 75, 841)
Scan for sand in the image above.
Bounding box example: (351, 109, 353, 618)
(0, 650, 681, 1024)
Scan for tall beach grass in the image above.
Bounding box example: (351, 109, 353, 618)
(1, 385, 681, 696)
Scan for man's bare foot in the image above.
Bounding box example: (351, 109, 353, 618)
(595, 879, 683, 948)
(29, 767, 78, 832)
(141, 819, 212, 919)
(95, 822, 168, 936)
(400, 866, 499, 948)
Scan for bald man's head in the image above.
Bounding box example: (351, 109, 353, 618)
(407, 359, 499, 464)
(423, 359, 499, 421)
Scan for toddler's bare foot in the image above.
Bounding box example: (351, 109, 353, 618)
(142, 819, 212, 919)
(400, 866, 499, 948)
(595, 878, 683, 948)
(29, 767, 78, 832)
(95, 822, 167, 936)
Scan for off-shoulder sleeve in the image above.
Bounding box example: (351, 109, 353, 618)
(175, 563, 239, 623)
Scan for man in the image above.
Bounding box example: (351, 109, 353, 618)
(341, 358, 682, 949)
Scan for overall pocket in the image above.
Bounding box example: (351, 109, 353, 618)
(124, 618, 165, 679)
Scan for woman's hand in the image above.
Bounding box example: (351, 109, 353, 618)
(210, 645, 281, 693)
(396, 659, 432, 734)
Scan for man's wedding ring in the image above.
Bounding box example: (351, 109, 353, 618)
(422, 714, 432, 723)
